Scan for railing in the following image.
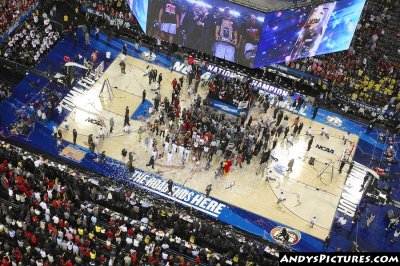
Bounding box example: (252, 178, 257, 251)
(0, 57, 51, 81)
(50, 19, 64, 34)
(0, 57, 33, 74)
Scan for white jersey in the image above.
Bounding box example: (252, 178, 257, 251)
(167, 153, 173, 165)
(164, 142, 169, 153)
(172, 143, 177, 157)
(178, 146, 184, 159)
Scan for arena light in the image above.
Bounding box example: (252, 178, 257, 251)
(186, 0, 212, 9)
(226, 0, 336, 13)
(217, 8, 241, 18)
(215, 7, 264, 21)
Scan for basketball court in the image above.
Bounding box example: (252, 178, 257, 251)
(59, 54, 359, 240)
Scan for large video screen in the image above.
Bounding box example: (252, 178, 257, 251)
(146, 0, 265, 67)
(127, 0, 149, 32)
(254, 0, 366, 68)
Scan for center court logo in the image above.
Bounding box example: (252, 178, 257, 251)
(270, 226, 301, 245)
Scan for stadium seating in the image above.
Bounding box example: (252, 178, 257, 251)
(0, 81, 11, 103)
(292, 0, 399, 110)
(0, 141, 283, 265)
(79, 0, 399, 126)
(0, 0, 36, 36)
(2, 11, 60, 66)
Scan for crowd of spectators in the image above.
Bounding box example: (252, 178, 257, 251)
(2, 10, 60, 66)
(174, 61, 254, 108)
(3, 0, 398, 129)
(78, 0, 400, 128)
(77, 0, 139, 34)
(0, 0, 37, 37)
(290, 0, 400, 113)
(0, 140, 283, 265)
(0, 81, 12, 103)
(84, 0, 137, 24)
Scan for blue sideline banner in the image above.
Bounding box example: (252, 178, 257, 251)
(118, 168, 322, 252)
(0, 2, 39, 45)
(206, 97, 248, 117)
(126, 169, 302, 250)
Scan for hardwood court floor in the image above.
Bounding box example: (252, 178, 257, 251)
(60, 54, 359, 240)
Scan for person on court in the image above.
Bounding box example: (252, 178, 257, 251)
(277, 191, 286, 205)
(307, 136, 314, 151)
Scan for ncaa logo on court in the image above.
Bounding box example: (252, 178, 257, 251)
(270, 226, 301, 245)
(315, 144, 335, 154)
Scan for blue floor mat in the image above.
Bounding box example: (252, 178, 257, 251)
(131, 99, 153, 120)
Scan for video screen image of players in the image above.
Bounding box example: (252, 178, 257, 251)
(254, 0, 366, 68)
(127, 0, 149, 32)
(146, 0, 264, 68)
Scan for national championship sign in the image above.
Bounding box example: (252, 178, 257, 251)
(172, 61, 289, 97)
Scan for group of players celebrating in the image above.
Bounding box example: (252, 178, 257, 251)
(147, 0, 263, 67)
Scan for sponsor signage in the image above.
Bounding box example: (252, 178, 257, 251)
(130, 170, 227, 218)
(172, 61, 289, 97)
(315, 144, 334, 154)
(337, 162, 378, 218)
(206, 98, 247, 117)
(270, 226, 302, 246)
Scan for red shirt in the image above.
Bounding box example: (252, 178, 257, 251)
(58, 219, 65, 228)
(84, 250, 90, 258)
(188, 57, 195, 64)
(31, 235, 38, 244)
(127, 228, 134, 236)
(1, 176, 9, 188)
(16, 176, 24, 184)
(74, 235, 81, 245)
(79, 246, 86, 255)
(31, 215, 39, 223)
(1, 258, 10, 266)
(131, 253, 137, 264)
